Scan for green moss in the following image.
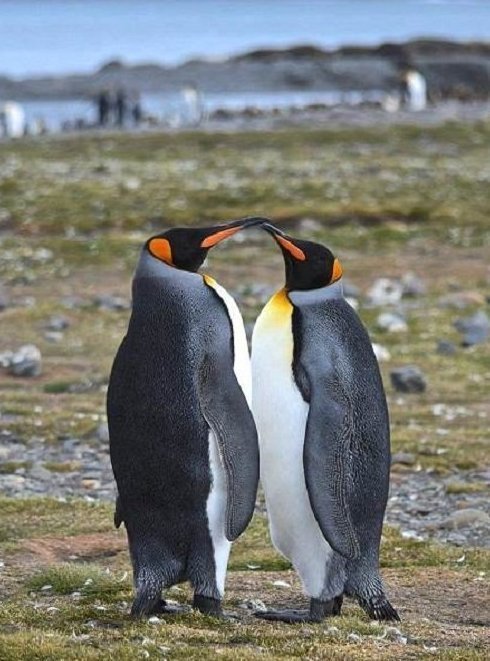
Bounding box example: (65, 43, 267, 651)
(27, 564, 129, 599)
(0, 461, 32, 474)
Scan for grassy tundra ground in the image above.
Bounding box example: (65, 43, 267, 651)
(0, 122, 489, 659)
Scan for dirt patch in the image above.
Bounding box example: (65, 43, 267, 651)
(19, 532, 125, 566)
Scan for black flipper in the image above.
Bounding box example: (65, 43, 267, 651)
(198, 355, 259, 541)
(303, 375, 360, 560)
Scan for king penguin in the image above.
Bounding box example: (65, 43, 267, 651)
(251, 223, 399, 623)
(108, 218, 261, 617)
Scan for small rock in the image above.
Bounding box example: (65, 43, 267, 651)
(438, 291, 486, 309)
(347, 633, 362, 643)
(96, 423, 109, 443)
(240, 598, 267, 612)
(383, 626, 407, 644)
(436, 340, 456, 355)
(61, 295, 86, 309)
(44, 331, 64, 343)
(46, 315, 70, 331)
(148, 616, 161, 625)
(0, 288, 10, 311)
(8, 345, 42, 377)
(272, 580, 291, 588)
(94, 295, 131, 311)
(82, 478, 101, 490)
(401, 272, 426, 297)
(454, 310, 490, 346)
(367, 278, 403, 306)
(121, 177, 141, 192)
(390, 366, 427, 393)
(377, 312, 408, 333)
(439, 509, 490, 529)
(29, 465, 52, 481)
(391, 452, 416, 466)
(372, 343, 391, 362)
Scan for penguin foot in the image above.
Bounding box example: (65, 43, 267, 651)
(193, 594, 223, 617)
(256, 596, 343, 624)
(151, 599, 190, 616)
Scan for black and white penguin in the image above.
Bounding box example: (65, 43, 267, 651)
(251, 223, 399, 623)
(108, 218, 261, 617)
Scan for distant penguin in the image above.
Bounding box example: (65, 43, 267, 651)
(108, 218, 261, 617)
(251, 223, 399, 623)
(406, 69, 427, 111)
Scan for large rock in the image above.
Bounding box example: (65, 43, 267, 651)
(8, 345, 42, 377)
(454, 310, 490, 346)
(390, 366, 427, 393)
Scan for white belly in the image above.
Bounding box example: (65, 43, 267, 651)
(203, 275, 252, 595)
(251, 289, 332, 598)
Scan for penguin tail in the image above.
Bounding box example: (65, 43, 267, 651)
(358, 594, 400, 622)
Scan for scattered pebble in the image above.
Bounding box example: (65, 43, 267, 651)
(240, 598, 267, 612)
(45, 315, 70, 331)
(94, 295, 131, 311)
(367, 278, 403, 306)
(390, 366, 427, 393)
(454, 310, 489, 346)
(382, 626, 407, 644)
(95, 423, 110, 443)
(438, 291, 486, 309)
(7, 344, 42, 377)
(272, 580, 291, 588)
(44, 331, 64, 343)
(401, 273, 426, 297)
(392, 452, 416, 466)
(438, 509, 490, 530)
(377, 311, 408, 333)
(0, 288, 10, 311)
(347, 633, 362, 643)
(436, 340, 456, 355)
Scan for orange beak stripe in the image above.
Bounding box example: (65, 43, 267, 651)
(149, 237, 173, 264)
(331, 257, 343, 282)
(276, 235, 306, 261)
(200, 226, 241, 248)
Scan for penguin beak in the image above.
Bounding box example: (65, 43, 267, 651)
(262, 223, 306, 261)
(200, 216, 269, 248)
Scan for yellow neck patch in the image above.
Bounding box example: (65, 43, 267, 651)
(257, 288, 293, 329)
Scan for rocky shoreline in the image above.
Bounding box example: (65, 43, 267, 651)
(2, 39, 489, 102)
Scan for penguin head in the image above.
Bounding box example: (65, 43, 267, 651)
(146, 217, 266, 272)
(263, 223, 343, 291)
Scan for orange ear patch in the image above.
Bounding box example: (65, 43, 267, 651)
(331, 257, 343, 283)
(149, 237, 173, 264)
(200, 226, 240, 248)
(276, 235, 306, 261)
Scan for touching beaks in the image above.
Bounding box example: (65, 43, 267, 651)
(200, 216, 270, 248)
(262, 222, 307, 261)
